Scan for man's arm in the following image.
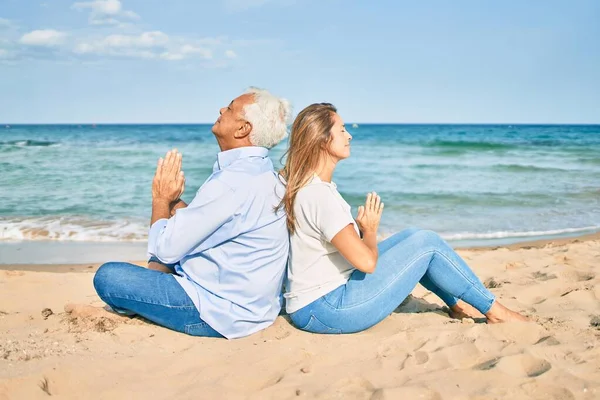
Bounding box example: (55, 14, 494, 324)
(148, 179, 236, 264)
(152, 199, 172, 225)
(170, 199, 188, 217)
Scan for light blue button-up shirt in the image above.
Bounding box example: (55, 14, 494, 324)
(147, 146, 289, 339)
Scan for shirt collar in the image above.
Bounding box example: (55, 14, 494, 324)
(215, 146, 269, 171)
(311, 173, 337, 188)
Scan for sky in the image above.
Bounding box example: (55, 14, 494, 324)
(0, 0, 599, 124)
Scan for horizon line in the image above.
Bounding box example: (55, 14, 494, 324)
(3, 122, 600, 126)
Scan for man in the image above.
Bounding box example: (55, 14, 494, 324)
(93, 88, 291, 339)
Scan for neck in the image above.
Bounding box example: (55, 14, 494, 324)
(315, 154, 337, 183)
(215, 136, 229, 152)
(215, 137, 252, 152)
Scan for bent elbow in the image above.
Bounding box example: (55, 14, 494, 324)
(156, 254, 180, 265)
(154, 244, 182, 265)
(360, 257, 377, 274)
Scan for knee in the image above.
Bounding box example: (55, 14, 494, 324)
(401, 227, 422, 237)
(93, 262, 124, 299)
(411, 229, 445, 246)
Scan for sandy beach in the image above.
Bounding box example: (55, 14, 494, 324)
(1, 235, 599, 400)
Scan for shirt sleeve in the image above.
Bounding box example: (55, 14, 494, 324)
(147, 179, 236, 264)
(305, 186, 355, 242)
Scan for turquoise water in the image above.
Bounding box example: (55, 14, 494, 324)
(1, 124, 599, 246)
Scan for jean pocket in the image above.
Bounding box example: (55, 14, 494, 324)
(322, 285, 344, 308)
(301, 315, 342, 335)
(184, 322, 212, 336)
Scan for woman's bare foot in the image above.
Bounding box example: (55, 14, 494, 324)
(448, 301, 483, 320)
(485, 301, 529, 324)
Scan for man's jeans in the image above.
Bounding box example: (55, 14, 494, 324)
(290, 228, 496, 334)
(93, 259, 223, 338)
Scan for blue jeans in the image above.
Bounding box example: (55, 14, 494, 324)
(93, 259, 223, 338)
(289, 228, 496, 334)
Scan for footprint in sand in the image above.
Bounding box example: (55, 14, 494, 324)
(371, 386, 441, 400)
(495, 353, 552, 378)
(323, 377, 376, 398)
(531, 271, 558, 281)
(259, 373, 285, 390)
(559, 270, 595, 283)
(520, 382, 575, 400)
(473, 357, 501, 371)
(535, 336, 560, 346)
(401, 351, 430, 370)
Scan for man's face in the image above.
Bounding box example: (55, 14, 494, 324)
(212, 93, 254, 138)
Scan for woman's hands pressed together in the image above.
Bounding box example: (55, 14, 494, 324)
(356, 192, 384, 235)
(329, 191, 384, 274)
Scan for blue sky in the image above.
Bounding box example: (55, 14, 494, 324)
(0, 0, 598, 123)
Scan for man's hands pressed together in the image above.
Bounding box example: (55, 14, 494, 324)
(151, 149, 185, 225)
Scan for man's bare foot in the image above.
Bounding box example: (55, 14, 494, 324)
(448, 301, 484, 319)
(485, 301, 529, 324)
(148, 261, 173, 274)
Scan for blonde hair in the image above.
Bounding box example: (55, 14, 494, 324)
(278, 103, 337, 234)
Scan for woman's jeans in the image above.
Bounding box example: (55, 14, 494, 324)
(289, 228, 496, 334)
(93, 259, 223, 338)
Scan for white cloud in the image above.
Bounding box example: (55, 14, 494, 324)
(157, 45, 213, 61)
(72, 0, 139, 25)
(0, 49, 8, 58)
(0, 18, 15, 29)
(20, 30, 67, 47)
(159, 52, 184, 61)
(225, 49, 237, 59)
(74, 31, 168, 57)
(180, 44, 212, 58)
(73, 31, 212, 61)
(105, 31, 168, 47)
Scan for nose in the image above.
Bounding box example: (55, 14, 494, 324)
(348, 132, 353, 141)
(219, 107, 225, 115)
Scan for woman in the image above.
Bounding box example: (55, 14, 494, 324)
(279, 103, 528, 334)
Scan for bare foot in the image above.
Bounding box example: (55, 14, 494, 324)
(485, 301, 529, 324)
(448, 301, 484, 320)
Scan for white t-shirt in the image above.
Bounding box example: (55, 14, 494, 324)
(284, 175, 360, 313)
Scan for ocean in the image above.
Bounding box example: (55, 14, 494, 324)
(1, 124, 599, 263)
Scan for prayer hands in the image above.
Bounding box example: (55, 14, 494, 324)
(152, 149, 185, 204)
(356, 192, 384, 234)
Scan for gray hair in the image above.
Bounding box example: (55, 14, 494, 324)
(242, 87, 292, 149)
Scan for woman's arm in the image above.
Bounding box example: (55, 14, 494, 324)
(330, 192, 383, 274)
(331, 225, 378, 273)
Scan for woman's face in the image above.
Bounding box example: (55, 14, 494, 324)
(326, 113, 353, 161)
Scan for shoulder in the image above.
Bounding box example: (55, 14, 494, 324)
(296, 183, 337, 204)
(191, 178, 234, 205)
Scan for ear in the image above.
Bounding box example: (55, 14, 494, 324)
(320, 137, 332, 150)
(234, 121, 252, 139)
